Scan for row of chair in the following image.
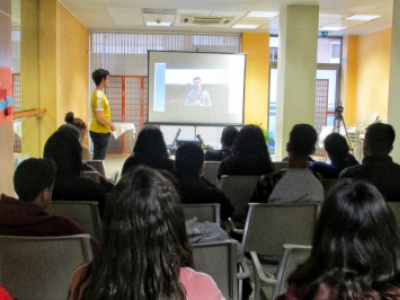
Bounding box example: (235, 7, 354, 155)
(1, 202, 318, 300)
(45, 201, 221, 240)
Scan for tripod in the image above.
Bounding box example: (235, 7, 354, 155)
(334, 106, 353, 152)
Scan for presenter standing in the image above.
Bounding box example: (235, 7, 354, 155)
(185, 77, 212, 106)
(89, 69, 116, 160)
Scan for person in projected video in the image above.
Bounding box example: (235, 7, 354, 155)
(185, 77, 212, 107)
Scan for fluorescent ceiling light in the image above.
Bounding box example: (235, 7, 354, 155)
(345, 15, 381, 21)
(232, 24, 259, 29)
(247, 11, 278, 18)
(146, 21, 172, 26)
(319, 26, 345, 31)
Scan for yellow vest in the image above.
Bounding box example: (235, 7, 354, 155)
(89, 90, 111, 133)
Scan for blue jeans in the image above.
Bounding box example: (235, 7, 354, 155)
(89, 131, 110, 160)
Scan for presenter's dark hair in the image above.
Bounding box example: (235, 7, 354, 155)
(287, 181, 400, 299)
(324, 132, 349, 161)
(193, 76, 201, 82)
(221, 126, 238, 148)
(132, 125, 169, 163)
(365, 123, 395, 156)
(74, 167, 193, 300)
(230, 125, 273, 175)
(175, 142, 204, 176)
(14, 158, 56, 202)
(289, 124, 317, 158)
(92, 69, 109, 86)
(65, 111, 87, 131)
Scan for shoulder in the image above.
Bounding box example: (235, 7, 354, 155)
(179, 268, 225, 300)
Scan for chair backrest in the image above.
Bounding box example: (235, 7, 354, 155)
(192, 240, 238, 300)
(323, 178, 337, 193)
(203, 161, 221, 185)
(0, 234, 93, 300)
(272, 245, 312, 299)
(243, 203, 318, 256)
(183, 203, 221, 224)
(272, 161, 288, 172)
(82, 170, 100, 183)
(388, 202, 400, 224)
(46, 201, 101, 239)
(84, 160, 106, 176)
(219, 175, 260, 217)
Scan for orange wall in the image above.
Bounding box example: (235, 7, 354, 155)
(21, 0, 89, 156)
(242, 33, 270, 129)
(344, 28, 392, 123)
(56, 0, 89, 133)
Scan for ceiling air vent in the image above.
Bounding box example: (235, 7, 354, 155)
(181, 16, 234, 25)
(142, 8, 177, 14)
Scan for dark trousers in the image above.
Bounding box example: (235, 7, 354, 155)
(89, 131, 110, 160)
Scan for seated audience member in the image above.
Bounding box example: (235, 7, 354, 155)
(0, 158, 87, 236)
(205, 126, 238, 161)
(217, 124, 274, 181)
(309, 132, 359, 178)
(254, 124, 324, 203)
(121, 125, 174, 175)
(65, 111, 91, 160)
(276, 181, 400, 300)
(43, 131, 108, 216)
(175, 143, 234, 220)
(70, 167, 224, 300)
(340, 123, 400, 202)
(57, 124, 114, 193)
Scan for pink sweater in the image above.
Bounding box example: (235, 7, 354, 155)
(70, 264, 225, 300)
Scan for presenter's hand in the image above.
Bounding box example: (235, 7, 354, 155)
(195, 100, 203, 106)
(110, 124, 116, 132)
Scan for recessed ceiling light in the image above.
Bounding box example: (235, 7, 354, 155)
(345, 15, 382, 21)
(247, 11, 278, 18)
(232, 24, 260, 29)
(146, 21, 172, 27)
(319, 26, 345, 31)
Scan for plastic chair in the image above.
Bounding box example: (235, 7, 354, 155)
(84, 159, 106, 176)
(203, 161, 221, 185)
(192, 240, 249, 300)
(250, 244, 312, 300)
(272, 162, 288, 172)
(388, 202, 400, 224)
(0, 234, 93, 300)
(242, 203, 319, 300)
(219, 175, 260, 218)
(183, 203, 221, 224)
(82, 170, 100, 183)
(46, 201, 101, 239)
(323, 178, 337, 193)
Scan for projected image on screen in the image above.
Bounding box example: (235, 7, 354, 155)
(148, 51, 246, 125)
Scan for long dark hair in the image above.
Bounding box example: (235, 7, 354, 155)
(229, 125, 273, 173)
(43, 131, 82, 176)
(287, 181, 400, 300)
(76, 167, 193, 300)
(133, 125, 169, 163)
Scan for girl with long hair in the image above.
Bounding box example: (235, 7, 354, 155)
(70, 167, 224, 300)
(121, 125, 174, 175)
(217, 124, 274, 180)
(276, 181, 400, 300)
